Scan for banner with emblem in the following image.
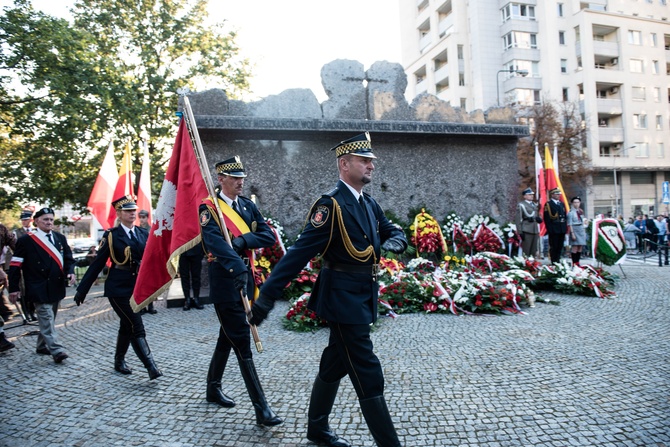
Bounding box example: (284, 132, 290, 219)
(130, 118, 209, 311)
(591, 216, 626, 266)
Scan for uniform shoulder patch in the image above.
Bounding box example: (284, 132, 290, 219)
(310, 205, 330, 228)
(200, 209, 211, 227)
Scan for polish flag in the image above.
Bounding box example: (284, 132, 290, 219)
(108, 142, 135, 228)
(87, 142, 119, 229)
(535, 143, 547, 236)
(130, 118, 209, 311)
(136, 141, 152, 225)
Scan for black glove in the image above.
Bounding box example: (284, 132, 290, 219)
(381, 237, 406, 254)
(74, 291, 86, 306)
(231, 237, 246, 254)
(249, 293, 275, 326)
(535, 216, 543, 223)
(233, 271, 248, 298)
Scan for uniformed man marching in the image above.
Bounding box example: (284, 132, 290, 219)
(250, 132, 407, 447)
(74, 195, 162, 380)
(198, 156, 282, 427)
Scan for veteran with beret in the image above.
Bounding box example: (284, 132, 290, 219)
(198, 156, 281, 426)
(8, 207, 76, 364)
(250, 132, 407, 447)
(74, 195, 162, 380)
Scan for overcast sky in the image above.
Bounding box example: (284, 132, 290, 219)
(4, 0, 403, 102)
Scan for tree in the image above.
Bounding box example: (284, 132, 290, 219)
(0, 0, 251, 211)
(516, 100, 594, 200)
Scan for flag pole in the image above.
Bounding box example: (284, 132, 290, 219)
(181, 96, 264, 353)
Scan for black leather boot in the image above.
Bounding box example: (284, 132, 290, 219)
(206, 349, 235, 407)
(114, 333, 132, 374)
(239, 358, 283, 426)
(307, 375, 350, 447)
(182, 290, 191, 311)
(359, 395, 402, 447)
(192, 289, 204, 310)
(130, 337, 163, 380)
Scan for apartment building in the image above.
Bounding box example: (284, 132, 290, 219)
(400, 0, 670, 219)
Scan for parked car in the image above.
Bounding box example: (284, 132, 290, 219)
(71, 238, 97, 253)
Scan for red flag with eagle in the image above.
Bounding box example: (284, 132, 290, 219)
(130, 119, 208, 311)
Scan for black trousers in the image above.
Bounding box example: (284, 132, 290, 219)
(213, 300, 252, 361)
(319, 322, 384, 400)
(108, 296, 146, 339)
(548, 232, 565, 263)
(179, 254, 203, 296)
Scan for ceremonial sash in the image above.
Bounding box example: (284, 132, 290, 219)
(204, 197, 260, 299)
(29, 233, 64, 271)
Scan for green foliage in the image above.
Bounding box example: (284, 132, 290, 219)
(0, 0, 251, 210)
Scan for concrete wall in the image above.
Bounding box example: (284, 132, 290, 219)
(182, 60, 528, 237)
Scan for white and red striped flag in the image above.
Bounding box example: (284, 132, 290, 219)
(136, 141, 152, 225)
(87, 142, 119, 229)
(130, 118, 208, 311)
(108, 142, 135, 228)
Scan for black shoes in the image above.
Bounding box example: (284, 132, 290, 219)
(0, 334, 15, 352)
(53, 352, 69, 363)
(36, 347, 51, 355)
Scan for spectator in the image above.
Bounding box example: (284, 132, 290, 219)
(623, 218, 641, 251)
(655, 215, 667, 247)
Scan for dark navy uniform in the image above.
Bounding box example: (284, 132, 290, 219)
(544, 189, 568, 263)
(75, 195, 162, 379)
(198, 155, 282, 427)
(251, 132, 406, 447)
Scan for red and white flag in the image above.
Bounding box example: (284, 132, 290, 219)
(130, 118, 209, 311)
(87, 142, 118, 229)
(136, 141, 152, 225)
(535, 143, 547, 236)
(108, 142, 135, 228)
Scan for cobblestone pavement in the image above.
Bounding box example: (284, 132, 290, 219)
(1, 261, 669, 447)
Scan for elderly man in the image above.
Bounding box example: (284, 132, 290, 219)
(250, 132, 408, 447)
(9, 208, 76, 363)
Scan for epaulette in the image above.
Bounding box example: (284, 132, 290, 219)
(323, 186, 339, 197)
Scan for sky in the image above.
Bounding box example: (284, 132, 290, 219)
(5, 0, 403, 103)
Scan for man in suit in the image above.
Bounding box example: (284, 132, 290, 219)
(8, 208, 76, 363)
(250, 132, 407, 447)
(543, 188, 568, 263)
(198, 156, 282, 427)
(515, 188, 542, 258)
(74, 195, 162, 380)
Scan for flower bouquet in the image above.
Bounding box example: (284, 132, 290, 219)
(283, 293, 327, 332)
(410, 209, 448, 260)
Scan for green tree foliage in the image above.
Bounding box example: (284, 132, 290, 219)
(0, 0, 250, 211)
(516, 101, 594, 199)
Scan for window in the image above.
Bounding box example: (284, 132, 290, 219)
(629, 59, 643, 73)
(558, 3, 564, 17)
(658, 143, 665, 158)
(653, 87, 661, 102)
(633, 114, 648, 129)
(656, 115, 663, 130)
(502, 32, 538, 50)
(559, 31, 566, 45)
(635, 143, 650, 158)
(652, 60, 659, 74)
(651, 33, 658, 46)
(507, 60, 539, 77)
(628, 30, 642, 45)
(457, 45, 464, 60)
(458, 74, 465, 86)
(563, 88, 569, 101)
(632, 86, 646, 100)
(501, 3, 536, 21)
(460, 98, 467, 109)
(630, 172, 653, 184)
(561, 59, 568, 73)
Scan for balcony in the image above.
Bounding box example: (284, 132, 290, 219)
(596, 98, 623, 115)
(438, 14, 454, 38)
(434, 63, 449, 83)
(598, 127, 624, 143)
(593, 40, 619, 59)
(419, 33, 432, 52)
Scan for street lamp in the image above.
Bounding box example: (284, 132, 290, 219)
(496, 68, 529, 106)
(613, 145, 635, 217)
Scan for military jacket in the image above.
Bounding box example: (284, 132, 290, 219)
(515, 200, 540, 235)
(77, 225, 148, 298)
(260, 180, 407, 325)
(544, 199, 568, 234)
